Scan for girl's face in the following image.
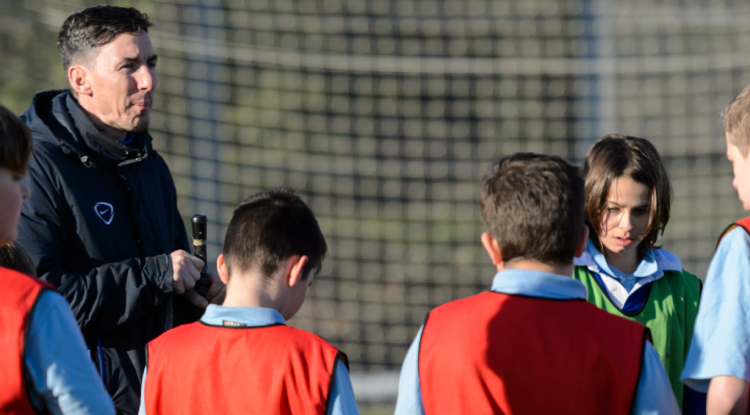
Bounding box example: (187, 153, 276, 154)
(598, 176, 651, 260)
(0, 167, 29, 246)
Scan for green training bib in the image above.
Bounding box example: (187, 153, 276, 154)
(572, 266, 701, 410)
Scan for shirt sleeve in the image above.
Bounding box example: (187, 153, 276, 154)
(633, 341, 680, 415)
(138, 367, 147, 415)
(681, 227, 750, 392)
(327, 357, 360, 415)
(25, 290, 115, 415)
(394, 326, 425, 415)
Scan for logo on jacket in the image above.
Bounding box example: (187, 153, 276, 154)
(94, 202, 114, 225)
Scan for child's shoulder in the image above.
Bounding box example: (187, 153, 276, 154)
(717, 224, 750, 255)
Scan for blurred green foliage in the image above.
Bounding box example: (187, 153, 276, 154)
(0, 0, 67, 114)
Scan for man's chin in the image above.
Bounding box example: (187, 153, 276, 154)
(129, 117, 150, 133)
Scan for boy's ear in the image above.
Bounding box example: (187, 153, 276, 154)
(285, 255, 310, 288)
(481, 232, 503, 271)
(217, 253, 228, 284)
(68, 65, 92, 97)
(574, 225, 590, 258)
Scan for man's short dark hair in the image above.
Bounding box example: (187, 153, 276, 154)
(0, 104, 33, 173)
(479, 153, 585, 265)
(58, 5, 152, 71)
(0, 243, 37, 277)
(223, 188, 327, 279)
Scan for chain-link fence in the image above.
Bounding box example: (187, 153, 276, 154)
(2, 0, 750, 407)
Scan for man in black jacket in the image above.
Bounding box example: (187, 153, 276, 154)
(17, 6, 225, 414)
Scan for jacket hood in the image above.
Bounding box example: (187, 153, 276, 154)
(20, 89, 153, 166)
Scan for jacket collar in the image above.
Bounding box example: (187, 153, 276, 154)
(21, 89, 153, 168)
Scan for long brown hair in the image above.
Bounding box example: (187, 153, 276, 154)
(582, 134, 671, 256)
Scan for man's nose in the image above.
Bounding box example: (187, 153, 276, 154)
(135, 66, 156, 91)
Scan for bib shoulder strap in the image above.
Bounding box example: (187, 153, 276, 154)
(716, 217, 750, 250)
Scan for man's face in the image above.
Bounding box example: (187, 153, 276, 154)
(726, 131, 750, 211)
(84, 31, 157, 133)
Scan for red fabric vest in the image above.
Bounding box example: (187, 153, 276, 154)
(419, 291, 647, 415)
(0, 267, 51, 415)
(144, 321, 345, 415)
(717, 217, 750, 248)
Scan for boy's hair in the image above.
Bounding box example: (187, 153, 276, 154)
(0, 243, 37, 277)
(480, 153, 585, 265)
(0, 105, 33, 173)
(58, 5, 152, 71)
(223, 188, 327, 279)
(582, 134, 671, 255)
(724, 84, 750, 157)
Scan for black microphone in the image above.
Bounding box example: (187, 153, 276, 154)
(192, 214, 210, 297)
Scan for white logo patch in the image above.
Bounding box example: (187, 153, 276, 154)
(94, 202, 114, 225)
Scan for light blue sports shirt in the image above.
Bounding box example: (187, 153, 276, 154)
(682, 226, 750, 392)
(138, 305, 360, 415)
(394, 269, 680, 415)
(25, 290, 114, 415)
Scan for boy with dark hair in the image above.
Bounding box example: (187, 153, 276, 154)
(394, 153, 679, 414)
(682, 84, 750, 414)
(0, 104, 113, 414)
(139, 188, 359, 415)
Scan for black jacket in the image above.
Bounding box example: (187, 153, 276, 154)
(18, 90, 199, 414)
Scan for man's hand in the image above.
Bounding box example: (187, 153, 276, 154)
(170, 250, 205, 307)
(203, 272, 226, 305)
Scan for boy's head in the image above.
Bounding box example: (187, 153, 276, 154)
(0, 105, 32, 246)
(219, 188, 326, 317)
(0, 242, 36, 277)
(723, 85, 750, 210)
(479, 153, 586, 267)
(582, 134, 671, 257)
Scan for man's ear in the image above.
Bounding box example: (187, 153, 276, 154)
(68, 65, 92, 97)
(480, 232, 503, 271)
(285, 255, 309, 288)
(217, 253, 229, 284)
(574, 225, 590, 258)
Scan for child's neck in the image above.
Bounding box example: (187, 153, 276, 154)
(503, 258, 574, 277)
(222, 272, 286, 314)
(603, 248, 639, 275)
